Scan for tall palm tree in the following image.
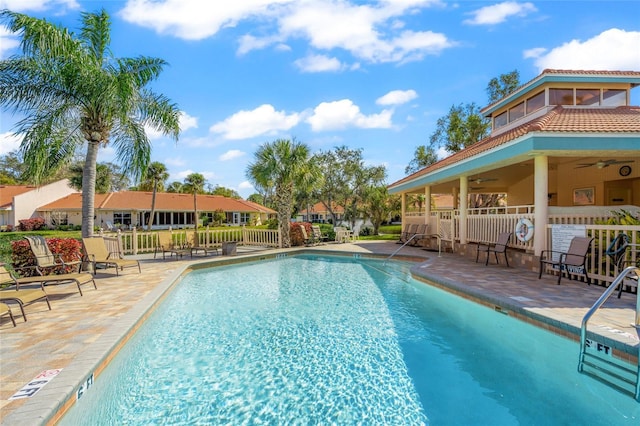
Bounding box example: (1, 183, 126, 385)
(183, 173, 206, 231)
(141, 161, 169, 230)
(0, 9, 180, 237)
(246, 139, 320, 248)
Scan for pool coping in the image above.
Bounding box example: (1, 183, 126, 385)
(2, 248, 638, 424)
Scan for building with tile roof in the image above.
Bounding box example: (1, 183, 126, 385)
(388, 69, 640, 258)
(297, 201, 345, 223)
(35, 191, 276, 230)
(0, 180, 79, 228)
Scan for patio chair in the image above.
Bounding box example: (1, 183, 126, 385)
(538, 236, 593, 285)
(82, 236, 141, 275)
(189, 232, 219, 258)
(334, 226, 353, 243)
(154, 232, 190, 260)
(22, 236, 98, 296)
(1, 302, 16, 327)
(397, 224, 418, 244)
(408, 224, 429, 247)
(300, 226, 313, 245)
(1, 266, 51, 321)
(311, 225, 328, 244)
(476, 232, 511, 266)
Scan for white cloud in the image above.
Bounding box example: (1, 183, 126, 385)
(523, 47, 546, 59)
(219, 150, 246, 161)
(119, 0, 293, 40)
(306, 99, 393, 131)
(210, 104, 301, 140)
(530, 29, 640, 72)
(294, 54, 344, 73)
(164, 157, 185, 167)
(238, 181, 254, 189)
(376, 89, 418, 106)
(0, 26, 19, 59)
(119, 0, 452, 65)
(179, 111, 198, 132)
(0, 0, 79, 12)
(173, 169, 215, 181)
(0, 132, 21, 155)
(464, 1, 536, 25)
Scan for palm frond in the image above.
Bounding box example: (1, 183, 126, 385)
(79, 8, 111, 65)
(111, 118, 151, 181)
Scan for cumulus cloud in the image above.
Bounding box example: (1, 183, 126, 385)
(0, 26, 19, 59)
(306, 99, 393, 131)
(174, 169, 215, 180)
(118, 0, 453, 65)
(376, 89, 418, 106)
(0, 132, 21, 155)
(523, 47, 546, 59)
(464, 1, 536, 25)
(219, 150, 246, 161)
(527, 29, 640, 72)
(294, 54, 344, 72)
(0, 0, 79, 12)
(179, 111, 198, 132)
(238, 181, 254, 189)
(210, 104, 301, 140)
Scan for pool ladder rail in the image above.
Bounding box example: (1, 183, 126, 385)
(578, 265, 640, 400)
(386, 233, 442, 262)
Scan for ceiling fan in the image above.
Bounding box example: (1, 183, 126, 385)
(469, 177, 498, 184)
(575, 159, 634, 169)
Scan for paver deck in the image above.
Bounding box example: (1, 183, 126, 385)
(1, 241, 638, 424)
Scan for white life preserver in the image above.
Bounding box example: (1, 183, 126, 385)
(515, 218, 534, 242)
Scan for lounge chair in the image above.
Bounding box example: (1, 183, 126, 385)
(408, 224, 429, 246)
(397, 224, 418, 244)
(82, 236, 141, 275)
(22, 236, 97, 296)
(0, 267, 51, 321)
(539, 236, 593, 285)
(189, 232, 219, 257)
(1, 302, 16, 327)
(476, 232, 511, 266)
(300, 226, 313, 245)
(311, 225, 328, 243)
(154, 232, 190, 260)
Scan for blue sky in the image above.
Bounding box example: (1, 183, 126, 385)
(1, 0, 639, 198)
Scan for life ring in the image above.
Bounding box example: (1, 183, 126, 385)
(515, 218, 534, 242)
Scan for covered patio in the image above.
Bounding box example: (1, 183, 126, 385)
(388, 70, 640, 288)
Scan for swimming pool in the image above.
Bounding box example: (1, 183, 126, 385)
(59, 255, 639, 425)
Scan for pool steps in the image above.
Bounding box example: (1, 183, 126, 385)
(578, 265, 640, 400)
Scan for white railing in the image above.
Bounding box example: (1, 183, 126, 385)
(105, 226, 281, 255)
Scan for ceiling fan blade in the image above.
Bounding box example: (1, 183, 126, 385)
(575, 164, 593, 168)
(611, 160, 634, 165)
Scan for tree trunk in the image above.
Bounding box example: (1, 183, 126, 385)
(147, 181, 157, 231)
(276, 182, 293, 247)
(81, 141, 100, 238)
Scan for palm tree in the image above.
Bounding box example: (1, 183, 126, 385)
(141, 161, 169, 230)
(246, 139, 320, 248)
(183, 173, 206, 231)
(0, 9, 180, 237)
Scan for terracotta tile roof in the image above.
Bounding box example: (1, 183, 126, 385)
(299, 201, 345, 214)
(37, 191, 275, 213)
(389, 105, 640, 189)
(0, 185, 41, 208)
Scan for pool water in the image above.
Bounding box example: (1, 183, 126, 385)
(60, 255, 639, 425)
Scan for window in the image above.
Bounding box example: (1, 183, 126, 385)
(575, 89, 600, 105)
(526, 91, 545, 113)
(509, 102, 525, 122)
(494, 111, 507, 128)
(602, 89, 626, 106)
(549, 88, 573, 105)
(113, 212, 131, 225)
(172, 212, 185, 225)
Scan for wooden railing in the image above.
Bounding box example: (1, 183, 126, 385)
(103, 226, 281, 255)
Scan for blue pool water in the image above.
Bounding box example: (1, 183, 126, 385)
(60, 255, 639, 425)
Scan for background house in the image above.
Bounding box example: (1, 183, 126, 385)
(0, 180, 78, 228)
(36, 191, 276, 230)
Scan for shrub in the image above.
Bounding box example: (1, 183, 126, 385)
(265, 218, 278, 229)
(290, 222, 312, 246)
(11, 237, 83, 276)
(17, 217, 47, 231)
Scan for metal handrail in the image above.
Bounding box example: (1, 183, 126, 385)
(386, 233, 441, 262)
(578, 265, 640, 399)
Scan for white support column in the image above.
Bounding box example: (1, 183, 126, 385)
(459, 177, 468, 245)
(424, 186, 431, 225)
(534, 155, 549, 257)
(401, 192, 406, 223)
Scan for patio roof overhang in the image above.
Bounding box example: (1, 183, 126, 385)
(388, 132, 640, 195)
